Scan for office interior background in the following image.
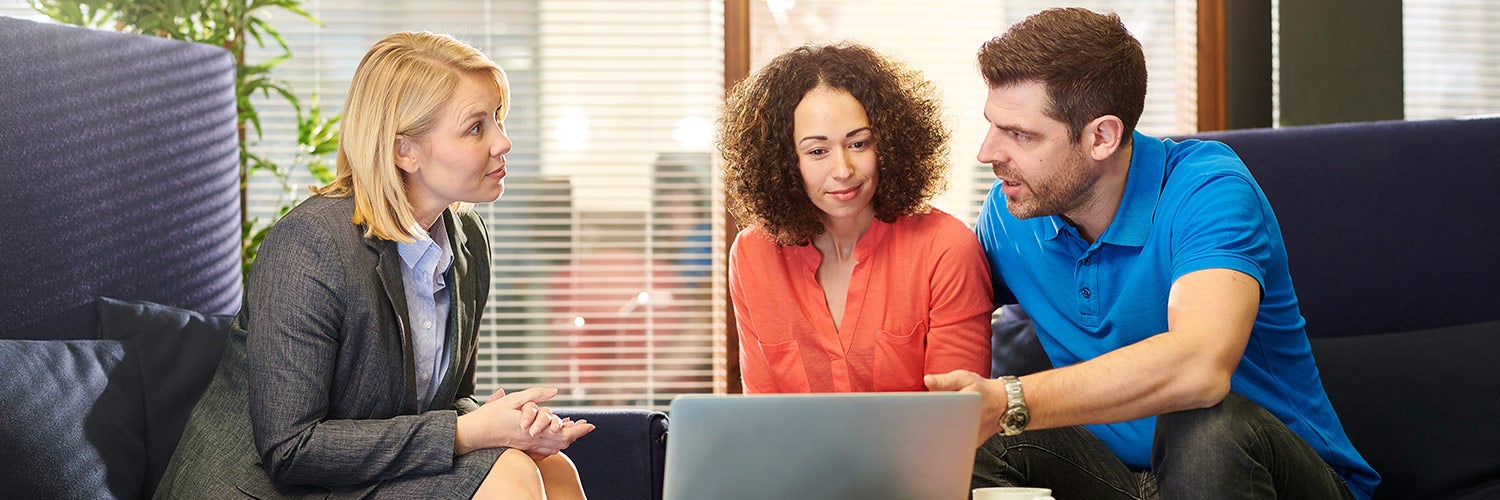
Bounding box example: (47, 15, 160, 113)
(3, 0, 1494, 409)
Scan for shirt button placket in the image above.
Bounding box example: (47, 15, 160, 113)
(1077, 250, 1101, 325)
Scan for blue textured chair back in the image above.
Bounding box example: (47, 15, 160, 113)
(0, 17, 241, 340)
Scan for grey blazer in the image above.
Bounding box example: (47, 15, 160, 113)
(156, 195, 500, 499)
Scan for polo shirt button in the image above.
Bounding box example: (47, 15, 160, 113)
(1082, 257, 1091, 265)
(1081, 288, 1092, 299)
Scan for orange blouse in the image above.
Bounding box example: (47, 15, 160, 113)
(729, 209, 994, 393)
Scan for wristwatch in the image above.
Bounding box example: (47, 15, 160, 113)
(997, 375, 1031, 436)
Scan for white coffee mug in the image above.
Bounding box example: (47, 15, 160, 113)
(971, 486, 1054, 500)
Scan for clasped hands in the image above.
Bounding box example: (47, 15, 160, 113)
(455, 387, 596, 461)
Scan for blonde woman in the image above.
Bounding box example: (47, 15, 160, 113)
(157, 32, 591, 499)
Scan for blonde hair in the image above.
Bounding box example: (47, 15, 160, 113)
(312, 31, 508, 242)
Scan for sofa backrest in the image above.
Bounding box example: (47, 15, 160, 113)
(0, 17, 242, 340)
(1185, 117, 1500, 338)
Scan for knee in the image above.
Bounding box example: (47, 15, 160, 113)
(478, 449, 544, 500)
(537, 451, 581, 481)
(1154, 392, 1266, 459)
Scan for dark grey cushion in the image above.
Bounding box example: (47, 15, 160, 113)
(96, 297, 232, 498)
(1311, 320, 1500, 499)
(0, 339, 146, 498)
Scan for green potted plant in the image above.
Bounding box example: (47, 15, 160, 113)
(29, 0, 340, 277)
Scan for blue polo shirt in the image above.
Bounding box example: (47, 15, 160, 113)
(975, 131, 1379, 499)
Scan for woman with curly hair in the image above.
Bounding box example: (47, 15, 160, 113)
(721, 42, 994, 394)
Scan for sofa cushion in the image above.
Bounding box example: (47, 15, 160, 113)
(0, 339, 146, 498)
(96, 297, 232, 498)
(1311, 320, 1500, 499)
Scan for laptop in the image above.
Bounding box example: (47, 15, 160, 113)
(664, 392, 982, 500)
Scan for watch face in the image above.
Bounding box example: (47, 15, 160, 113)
(1001, 407, 1030, 434)
(1010, 407, 1030, 430)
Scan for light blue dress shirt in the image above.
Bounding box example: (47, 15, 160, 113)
(396, 219, 454, 409)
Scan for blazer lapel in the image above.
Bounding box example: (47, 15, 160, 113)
(434, 209, 472, 403)
(369, 234, 421, 414)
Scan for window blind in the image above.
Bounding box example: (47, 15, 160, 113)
(1404, 1, 1500, 119)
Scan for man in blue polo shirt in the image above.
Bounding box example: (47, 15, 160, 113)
(924, 7, 1379, 499)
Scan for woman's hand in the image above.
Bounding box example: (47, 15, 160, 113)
(514, 401, 595, 461)
(455, 387, 596, 457)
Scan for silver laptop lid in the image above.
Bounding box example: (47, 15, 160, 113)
(664, 392, 982, 500)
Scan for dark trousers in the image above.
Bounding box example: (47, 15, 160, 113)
(970, 393, 1353, 499)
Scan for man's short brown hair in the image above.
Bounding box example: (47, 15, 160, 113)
(978, 7, 1147, 143)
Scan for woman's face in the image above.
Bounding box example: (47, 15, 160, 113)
(792, 85, 878, 229)
(399, 71, 511, 225)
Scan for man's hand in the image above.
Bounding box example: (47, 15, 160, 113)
(926, 370, 1008, 447)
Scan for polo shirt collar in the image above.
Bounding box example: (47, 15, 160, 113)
(1097, 131, 1165, 247)
(1038, 215, 1068, 241)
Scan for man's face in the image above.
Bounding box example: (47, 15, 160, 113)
(976, 80, 1097, 220)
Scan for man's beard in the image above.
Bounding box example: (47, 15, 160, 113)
(1000, 148, 1095, 220)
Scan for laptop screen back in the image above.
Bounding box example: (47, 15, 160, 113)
(664, 392, 982, 500)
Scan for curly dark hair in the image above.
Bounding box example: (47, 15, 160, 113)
(719, 42, 950, 246)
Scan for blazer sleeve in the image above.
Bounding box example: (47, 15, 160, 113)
(246, 211, 462, 488)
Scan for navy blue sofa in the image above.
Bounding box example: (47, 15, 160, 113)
(1190, 119, 1500, 499)
(0, 16, 665, 500)
(994, 116, 1500, 499)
